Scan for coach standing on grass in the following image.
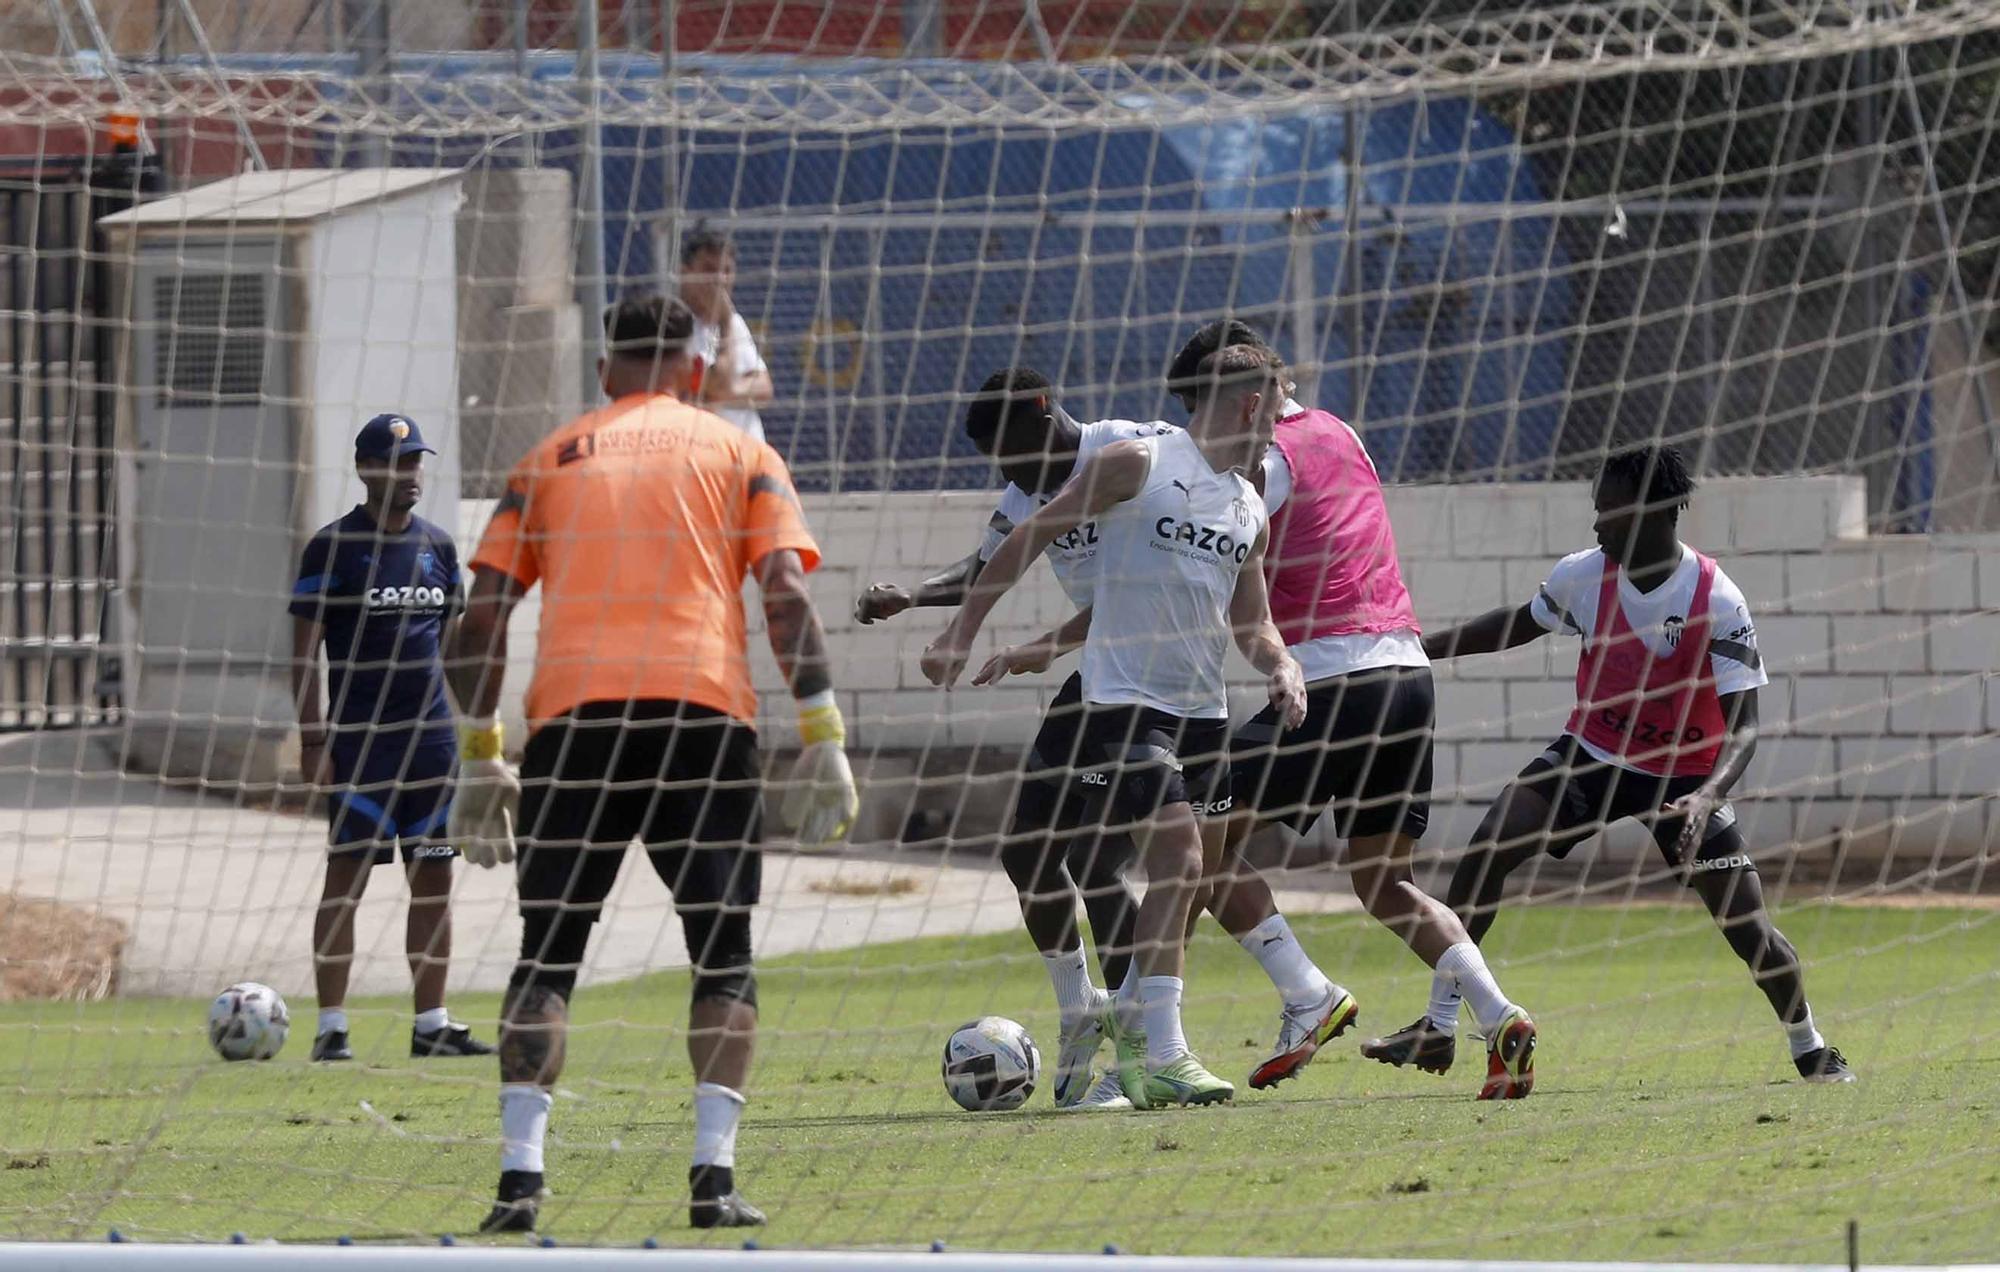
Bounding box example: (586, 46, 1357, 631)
(289, 413, 494, 1065)
(447, 295, 859, 1235)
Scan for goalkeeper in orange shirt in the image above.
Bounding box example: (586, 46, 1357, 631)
(449, 295, 858, 1233)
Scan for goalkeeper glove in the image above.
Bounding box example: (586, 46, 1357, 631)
(450, 718, 520, 869)
(781, 692, 859, 846)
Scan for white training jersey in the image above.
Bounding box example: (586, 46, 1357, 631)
(1081, 430, 1267, 719)
(1528, 543, 1768, 770)
(977, 418, 1180, 607)
(691, 312, 769, 442)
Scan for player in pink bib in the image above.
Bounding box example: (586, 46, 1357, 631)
(1405, 444, 1853, 1084)
(1168, 321, 1535, 1100)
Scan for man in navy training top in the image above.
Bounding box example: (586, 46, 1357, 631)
(289, 413, 495, 1063)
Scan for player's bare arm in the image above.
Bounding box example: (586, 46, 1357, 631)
(289, 615, 329, 788)
(922, 441, 1148, 687)
(757, 548, 834, 699)
(1229, 525, 1306, 729)
(972, 605, 1093, 685)
(1421, 601, 1544, 660)
(856, 545, 987, 624)
(1666, 687, 1760, 861)
(448, 565, 529, 719)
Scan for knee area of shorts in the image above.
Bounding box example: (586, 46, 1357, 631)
(691, 968, 758, 1012)
(502, 974, 574, 1021)
(999, 837, 1069, 889)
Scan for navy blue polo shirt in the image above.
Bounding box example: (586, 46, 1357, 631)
(290, 506, 462, 745)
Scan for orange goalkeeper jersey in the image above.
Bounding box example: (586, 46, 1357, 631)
(470, 391, 820, 729)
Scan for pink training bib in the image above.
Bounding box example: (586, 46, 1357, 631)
(1265, 409, 1420, 644)
(1565, 552, 1727, 777)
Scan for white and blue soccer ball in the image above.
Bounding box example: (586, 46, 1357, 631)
(941, 1016, 1040, 1112)
(207, 982, 290, 1062)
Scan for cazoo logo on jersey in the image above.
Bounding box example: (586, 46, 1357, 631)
(1153, 517, 1253, 563)
(366, 584, 449, 609)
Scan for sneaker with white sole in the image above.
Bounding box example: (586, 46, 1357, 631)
(1052, 999, 1112, 1107)
(1061, 1068, 1134, 1112)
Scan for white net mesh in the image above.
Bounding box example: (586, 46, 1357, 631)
(1, 0, 1998, 1260)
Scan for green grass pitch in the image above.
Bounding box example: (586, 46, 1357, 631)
(2, 902, 1996, 1260)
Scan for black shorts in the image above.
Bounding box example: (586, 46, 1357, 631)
(515, 700, 763, 921)
(1230, 665, 1434, 841)
(1022, 691, 1232, 827)
(326, 730, 458, 865)
(1508, 734, 1751, 881)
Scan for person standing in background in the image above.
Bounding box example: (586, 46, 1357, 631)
(679, 229, 775, 442)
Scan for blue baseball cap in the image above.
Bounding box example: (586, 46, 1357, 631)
(355, 413, 436, 462)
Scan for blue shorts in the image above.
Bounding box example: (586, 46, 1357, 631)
(327, 732, 458, 865)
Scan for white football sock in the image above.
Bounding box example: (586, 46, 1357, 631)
(1426, 972, 1463, 1033)
(1041, 947, 1098, 1019)
(1115, 957, 1144, 1031)
(1239, 914, 1333, 1007)
(1137, 975, 1190, 1068)
(317, 1007, 348, 1036)
(413, 1006, 450, 1034)
(691, 1082, 746, 1169)
(498, 1084, 553, 1174)
(1785, 1006, 1826, 1060)
(1436, 942, 1513, 1036)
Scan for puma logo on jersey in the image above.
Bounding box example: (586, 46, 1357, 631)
(366, 585, 449, 609)
(1153, 516, 1253, 564)
(1171, 479, 1193, 499)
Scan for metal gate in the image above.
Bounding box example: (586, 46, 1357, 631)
(0, 159, 141, 730)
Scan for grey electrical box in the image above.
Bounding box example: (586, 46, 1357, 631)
(100, 169, 464, 786)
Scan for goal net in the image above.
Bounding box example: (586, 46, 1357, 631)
(1, 0, 1998, 1261)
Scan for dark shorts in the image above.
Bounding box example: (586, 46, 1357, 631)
(327, 730, 457, 865)
(1507, 734, 1752, 881)
(1230, 664, 1434, 841)
(515, 699, 763, 925)
(1019, 680, 1233, 828)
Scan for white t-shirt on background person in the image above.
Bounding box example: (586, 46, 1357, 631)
(691, 311, 769, 442)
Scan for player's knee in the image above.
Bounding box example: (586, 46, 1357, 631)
(1145, 829, 1204, 887)
(998, 834, 1067, 894)
(691, 966, 758, 1012)
(684, 910, 758, 1011)
(506, 963, 578, 1007)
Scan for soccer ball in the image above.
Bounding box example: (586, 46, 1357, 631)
(941, 1016, 1040, 1112)
(207, 982, 290, 1061)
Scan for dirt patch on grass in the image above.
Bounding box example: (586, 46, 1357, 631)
(806, 876, 923, 898)
(0, 894, 126, 1001)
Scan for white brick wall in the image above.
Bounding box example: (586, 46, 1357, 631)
(457, 473, 2000, 862)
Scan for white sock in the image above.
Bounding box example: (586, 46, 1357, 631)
(1785, 1006, 1826, 1060)
(413, 1006, 450, 1034)
(1239, 914, 1333, 1007)
(691, 1082, 746, 1169)
(1136, 975, 1189, 1069)
(317, 1007, 348, 1036)
(498, 1084, 553, 1174)
(1426, 972, 1463, 1033)
(1115, 958, 1143, 1032)
(1436, 942, 1513, 1036)
(1042, 947, 1098, 1019)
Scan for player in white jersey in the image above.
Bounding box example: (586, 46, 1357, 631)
(924, 345, 1308, 1110)
(857, 369, 1161, 1104)
(876, 368, 1348, 1107)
